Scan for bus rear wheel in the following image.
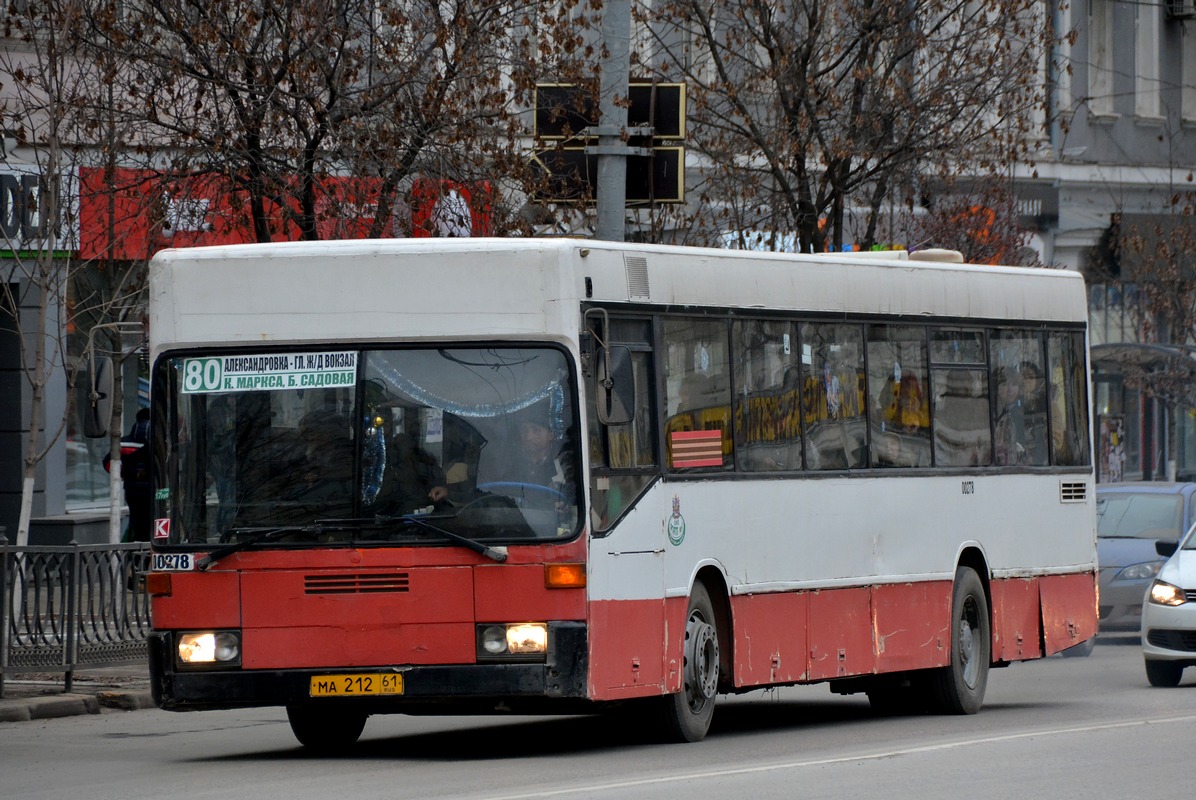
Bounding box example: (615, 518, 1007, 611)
(660, 583, 720, 742)
(928, 566, 990, 715)
(286, 704, 368, 751)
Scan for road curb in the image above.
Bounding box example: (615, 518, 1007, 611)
(0, 689, 153, 723)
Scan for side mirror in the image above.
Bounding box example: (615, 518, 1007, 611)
(83, 356, 113, 438)
(1156, 539, 1179, 559)
(596, 345, 635, 426)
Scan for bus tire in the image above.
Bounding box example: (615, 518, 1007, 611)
(660, 582, 720, 742)
(929, 566, 990, 715)
(286, 704, 367, 751)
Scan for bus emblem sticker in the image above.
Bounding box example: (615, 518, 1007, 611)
(668, 495, 686, 546)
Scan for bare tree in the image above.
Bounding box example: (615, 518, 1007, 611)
(85, 0, 591, 241)
(634, 0, 1057, 252)
(0, 2, 88, 544)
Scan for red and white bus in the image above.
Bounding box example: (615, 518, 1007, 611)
(144, 238, 1097, 748)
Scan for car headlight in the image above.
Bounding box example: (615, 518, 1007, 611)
(176, 630, 242, 668)
(1115, 561, 1164, 581)
(1147, 580, 1187, 607)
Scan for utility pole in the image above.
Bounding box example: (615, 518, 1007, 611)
(594, 0, 631, 242)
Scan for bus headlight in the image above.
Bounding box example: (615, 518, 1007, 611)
(477, 623, 548, 661)
(177, 631, 242, 668)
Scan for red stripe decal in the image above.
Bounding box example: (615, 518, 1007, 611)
(670, 430, 723, 467)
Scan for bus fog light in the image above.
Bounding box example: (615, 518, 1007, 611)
(481, 625, 509, 655)
(178, 631, 241, 666)
(507, 623, 548, 655)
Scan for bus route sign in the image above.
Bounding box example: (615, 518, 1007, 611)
(181, 352, 358, 394)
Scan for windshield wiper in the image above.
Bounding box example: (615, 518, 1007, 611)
(198, 513, 509, 569)
(366, 513, 508, 563)
(197, 526, 314, 571)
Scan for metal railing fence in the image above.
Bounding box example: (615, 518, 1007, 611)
(1, 535, 151, 696)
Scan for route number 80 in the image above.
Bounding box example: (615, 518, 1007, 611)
(182, 358, 223, 393)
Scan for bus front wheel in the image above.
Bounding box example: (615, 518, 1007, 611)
(929, 566, 990, 715)
(286, 704, 368, 751)
(660, 583, 720, 743)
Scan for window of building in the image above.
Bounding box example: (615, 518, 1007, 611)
(1134, 2, 1162, 119)
(1088, 0, 1115, 118)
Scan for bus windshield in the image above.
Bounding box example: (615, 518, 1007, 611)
(156, 346, 580, 547)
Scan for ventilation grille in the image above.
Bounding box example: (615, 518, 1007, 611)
(1059, 481, 1088, 503)
(304, 572, 410, 595)
(625, 255, 650, 300)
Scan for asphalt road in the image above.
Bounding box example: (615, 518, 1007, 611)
(2, 634, 1191, 800)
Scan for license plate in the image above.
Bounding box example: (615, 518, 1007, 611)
(309, 673, 403, 697)
(151, 553, 195, 571)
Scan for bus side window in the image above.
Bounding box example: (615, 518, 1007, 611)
(929, 328, 991, 467)
(588, 317, 657, 531)
(663, 318, 733, 471)
(800, 322, 866, 470)
(733, 319, 803, 471)
(989, 331, 1048, 467)
(1048, 331, 1091, 466)
(866, 324, 931, 468)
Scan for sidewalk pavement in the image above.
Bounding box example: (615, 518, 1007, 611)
(0, 663, 155, 723)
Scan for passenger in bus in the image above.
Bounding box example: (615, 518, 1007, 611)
(292, 413, 355, 511)
(994, 366, 1026, 466)
(1018, 361, 1049, 465)
(385, 430, 448, 514)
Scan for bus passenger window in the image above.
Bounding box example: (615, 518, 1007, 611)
(866, 324, 930, 468)
(932, 368, 992, 467)
(1048, 332, 1091, 466)
(663, 318, 732, 470)
(733, 320, 803, 471)
(989, 331, 1048, 467)
(586, 317, 657, 531)
(800, 323, 866, 470)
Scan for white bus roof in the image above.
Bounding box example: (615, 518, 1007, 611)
(149, 238, 1086, 356)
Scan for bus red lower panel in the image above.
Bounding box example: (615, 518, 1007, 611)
(807, 588, 875, 681)
(1039, 572, 1098, 654)
(587, 598, 666, 700)
(991, 577, 1044, 661)
(243, 623, 476, 669)
(730, 592, 809, 685)
(870, 582, 951, 672)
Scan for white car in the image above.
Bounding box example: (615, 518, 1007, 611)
(1142, 520, 1196, 686)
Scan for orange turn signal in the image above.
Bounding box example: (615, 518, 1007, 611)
(545, 563, 586, 589)
(145, 571, 173, 597)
